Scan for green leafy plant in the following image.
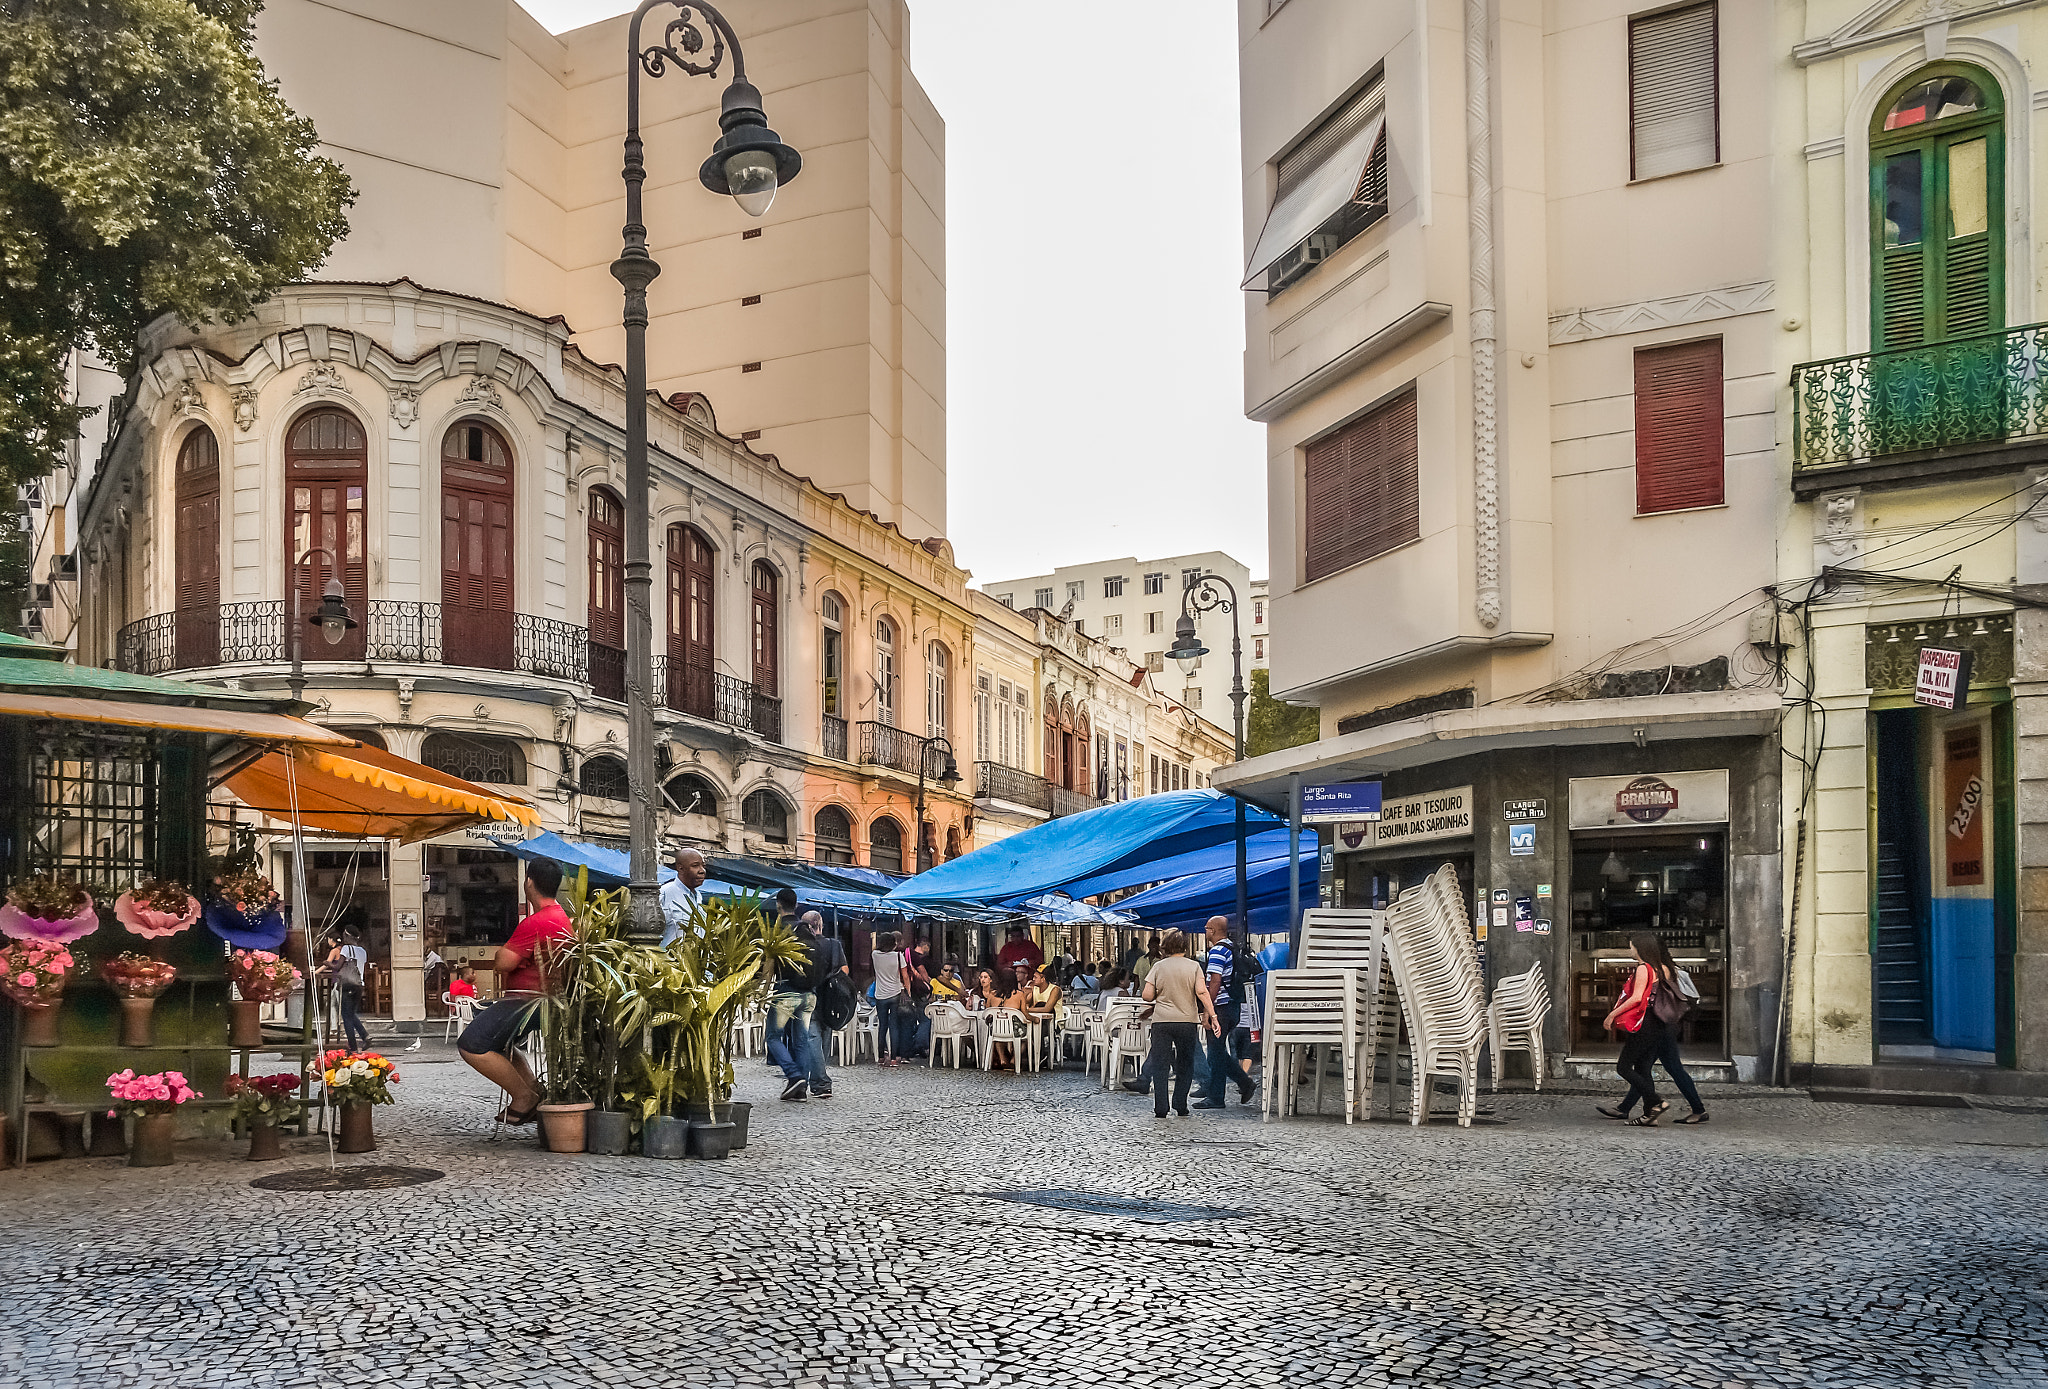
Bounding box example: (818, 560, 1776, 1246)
(1247, 667, 1320, 758)
(524, 867, 630, 1105)
(660, 892, 801, 1107)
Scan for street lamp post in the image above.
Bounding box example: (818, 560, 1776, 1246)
(1168, 575, 1249, 948)
(913, 735, 962, 872)
(614, 2, 801, 941)
(288, 547, 357, 705)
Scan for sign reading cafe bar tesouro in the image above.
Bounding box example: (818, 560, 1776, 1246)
(1567, 770, 1730, 829)
(1333, 785, 1474, 850)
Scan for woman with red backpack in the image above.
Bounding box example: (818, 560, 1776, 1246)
(1597, 932, 1706, 1126)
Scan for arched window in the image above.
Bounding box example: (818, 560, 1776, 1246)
(1873, 65, 2003, 352)
(742, 789, 790, 843)
(751, 560, 779, 696)
(579, 754, 630, 802)
(664, 524, 715, 717)
(874, 616, 898, 726)
(420, 731, 527, 786)
(662, 772, 721, 818)
(587, 488, 625, 699)
(820, 591, 845, 720)
(1043, 691, 1060, 785)
(286, 408, 368, 661)
(925, 641, 949, 739)
(814, 804, 854, 865)
(441, 419, 515, 670)
(1074, 708, 1094, 796)
(172, 427, 220, 668)
(1059, 694, 1077, 792)
(944, 823, 962, 860)
(868, 815, 904, 874)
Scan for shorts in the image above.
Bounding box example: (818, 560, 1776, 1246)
(457, 996, 543, 1056)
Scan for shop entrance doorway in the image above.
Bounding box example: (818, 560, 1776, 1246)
(1567, 830, 1727, 1058)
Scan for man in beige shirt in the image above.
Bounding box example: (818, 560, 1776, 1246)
(1140, 929, 1221, 1118)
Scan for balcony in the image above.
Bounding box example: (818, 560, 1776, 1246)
(117, 601, 591, 681)
(654, 657, 781, 742)
(822, 714, 848, 761)
(856, 721, 949, 780)
(1049, 785, 1105, 819)
(974, 760, 1050, 813)
(1791, 323, 2048, 497)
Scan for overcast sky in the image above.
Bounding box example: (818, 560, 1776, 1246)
(524, 0, 1266, 584)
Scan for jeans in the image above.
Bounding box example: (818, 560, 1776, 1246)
(338, 985, 369, 1050)
(1149, 1022, 1200, 1116)
(1615, 1019, 1667, 1113)
(1621, 1027, 1706, 1116)
(1201, 1001, 1252, 1101)
(807, 1015, 832, 1092)
(765, 989, 816, 1083)
(875, 994, 914, 1059)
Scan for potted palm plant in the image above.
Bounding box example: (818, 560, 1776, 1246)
(581, 930, 650, 1156)
(665, 893, 800, 1159)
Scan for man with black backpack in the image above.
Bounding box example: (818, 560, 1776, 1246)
(1195, 915, 1260, 1108)
(765, 905, 826, 1101)
(804, 912, 853, 1100)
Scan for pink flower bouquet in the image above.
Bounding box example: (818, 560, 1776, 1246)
(0, 877, 98, 944)
(0, 938, 78, 1007)
(228, 949, 302, 1003)
(114, 880, 201, 939)
(100, 952, 178, 999)
(105, 1069, 202, 1116)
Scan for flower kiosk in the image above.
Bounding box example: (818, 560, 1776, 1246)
(0, 633, 534, 1167)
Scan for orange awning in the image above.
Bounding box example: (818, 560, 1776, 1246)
(224, 741, 539, 845)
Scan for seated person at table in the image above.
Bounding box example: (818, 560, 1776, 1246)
(457, 858, 572, 1125)
(930, 963, 964, 1001)
(1023, 965, 1062, 1021)
(448, 969, 478, 1000)
(970, 967, 1002, 1009)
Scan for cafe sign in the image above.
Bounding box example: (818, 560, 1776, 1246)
(1337, 785, 1474, 850)
(1568, 770, 1729, 829)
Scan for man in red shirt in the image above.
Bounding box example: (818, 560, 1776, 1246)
(457, 858, 571, 1125)
(995, 924, 1044, 978)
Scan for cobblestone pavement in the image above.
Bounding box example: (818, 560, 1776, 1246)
(3, 1045, 2046, 1389)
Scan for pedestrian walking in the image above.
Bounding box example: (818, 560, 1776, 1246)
(1596, 932, 1706, 1125)
(871, 930, 912, 1064)
(805, 914, 850, 1098)
(321, 932, 370, 1051)
(767, 910, 823, 1101)
(1139, 929, 1221, 1118)
(1195, 916, 1257, 1108)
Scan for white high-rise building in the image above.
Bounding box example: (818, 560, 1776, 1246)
(978, 551, 1253, 722)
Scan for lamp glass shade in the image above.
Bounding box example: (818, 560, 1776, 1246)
(725, 149, 779, 217)
(939, 756, 961, 787)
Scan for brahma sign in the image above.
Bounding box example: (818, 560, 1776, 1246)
(1567, 770, 1729, 829)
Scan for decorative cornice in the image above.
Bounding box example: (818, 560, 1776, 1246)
(1792, 0, 2036, 65)
(1549, 280, 1776, 345)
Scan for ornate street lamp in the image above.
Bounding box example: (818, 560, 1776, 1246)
(914, 735, 961, 872)
(288, 546, 357, 704)
(1169, 575, 1250, 945)
(614, 3, 801, 940)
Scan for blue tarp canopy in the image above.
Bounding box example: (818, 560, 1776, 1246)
(1113, 852, 1316, 937)
(1040, 829, 1293, 904)
(511, 831, 683, 891)
(885, 790, 1285, 905)
(1016, 893, 1134, 926)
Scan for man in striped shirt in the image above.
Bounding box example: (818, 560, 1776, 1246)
(1195, 915, 1255, 1108)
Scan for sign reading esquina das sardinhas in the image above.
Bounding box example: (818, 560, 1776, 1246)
(1360, 785, 1474, 848)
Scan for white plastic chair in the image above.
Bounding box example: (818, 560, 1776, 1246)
(1382, 867, 1488, 1126)
(1107, 1015, 1150, 1090)
(1081, 1011, 1113, 1080)
(442, 993, 477, 1043)
(1055, 1005, 1092, 1069)
(983, 1009, 1031, 1075)
(927, 1003, 977, 1069)
(835, 1003, 880, 1065)
(1487, 962, 1551, 1091)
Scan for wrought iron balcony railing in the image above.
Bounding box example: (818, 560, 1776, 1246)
(588, 640, 626, 702)
(822, 714, 848, 761)
(1048, 785, 1104, 819)
(856, 720, 948, 779)
(1792, 322, 2048, 472)
(116, 601, 590, 684)
(652, 657, 782, 742)
(974, 761, 1050, 812)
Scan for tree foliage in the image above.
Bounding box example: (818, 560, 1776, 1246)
(0, 0, 354, 485)
(1247, 667, 1319, 759)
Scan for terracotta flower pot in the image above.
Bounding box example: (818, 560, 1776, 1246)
(284, 926, 310, 970)
(229, 999, 264, 1047)
(337, 1102, 376, 1154)
(127, 1112, 176, 1167)
(537, 1101, 594, 1153)
(17, 1001, 59, 1048)
(119, 996, 157, 1048)
(247, 1122, 283, 1162)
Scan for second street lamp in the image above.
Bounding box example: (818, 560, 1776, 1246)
(288, 546, 357, 705)
(914, 737, 961, 872)
(613, 2, 801, 941)
(1169, 576, 1250, 949)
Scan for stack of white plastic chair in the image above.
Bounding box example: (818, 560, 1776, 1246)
(1099, 999, 1148, 1090)
(1382, 866, 1489, 1126)
(1259, 909, 1385, 1124)
(1486, 962, 1550, 1091)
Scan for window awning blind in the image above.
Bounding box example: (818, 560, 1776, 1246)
(1630, 3, 1717, 180)
(1242, 96, 1387, 287)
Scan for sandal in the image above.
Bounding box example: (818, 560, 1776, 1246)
(1676, 1111, 1710, 1124)
(1646, 1100, 1671, 1120)
(1595, 1105, 1630, 1120)
(495, 1102, 539, 1126)
(1627, 1114, 1660, 1126)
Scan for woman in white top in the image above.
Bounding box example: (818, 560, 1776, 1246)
(870, 930, 909, 1065)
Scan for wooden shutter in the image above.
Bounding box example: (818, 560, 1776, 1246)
(586, 489, 624, 648)
(1634, 339, 1725, 514)
(751, 560, 778, 695)
(1303, 389, 1419, 583)
(285, 408, 368, 661)
(1629, 2, 1718, 180)
(174, 429, 219, 613)
(440, 421, 515, 668)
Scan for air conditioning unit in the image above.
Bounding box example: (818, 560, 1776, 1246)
(19, 480, 42, 508)
(32, 584, 52, 609)
(50, 552, 77, 582)
(1302, 233, 1341, 264)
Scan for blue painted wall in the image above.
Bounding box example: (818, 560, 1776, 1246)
(1929, 895, 1996, 1051)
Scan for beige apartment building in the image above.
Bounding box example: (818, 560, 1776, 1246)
(1219, 0, 1784, 1082)
(1221, 0, 2048, 1093)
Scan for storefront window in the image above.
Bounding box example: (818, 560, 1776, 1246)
(1569, 830, 1727, 1055)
